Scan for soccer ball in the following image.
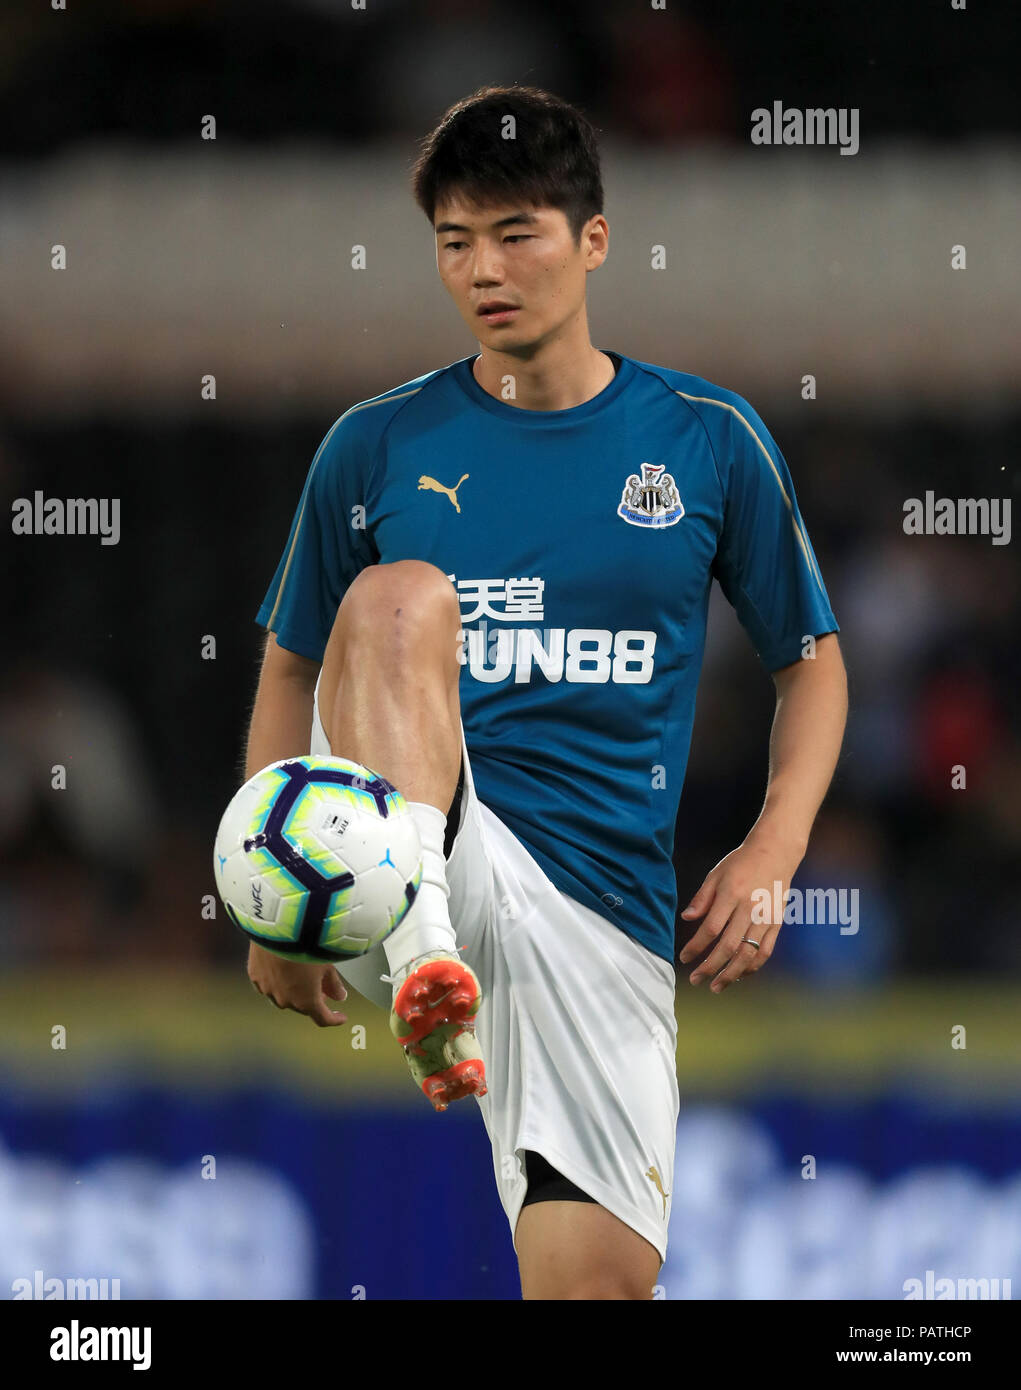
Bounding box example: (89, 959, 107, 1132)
(214, 755, 422, 963)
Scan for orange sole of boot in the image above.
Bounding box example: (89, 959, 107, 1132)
(392, 959, 487, 1111)
(422, 1058, 487, 1113)
(392, 959, 481, 1052)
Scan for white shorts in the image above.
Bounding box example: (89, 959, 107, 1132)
(311, 688, 679, 1264)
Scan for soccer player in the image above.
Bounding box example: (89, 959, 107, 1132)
(244, 85, 848, 1300)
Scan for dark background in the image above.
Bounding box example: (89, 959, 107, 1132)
(1, 0, 1019, 1301)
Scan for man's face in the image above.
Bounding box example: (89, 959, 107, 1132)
(433, 196, 607, 353)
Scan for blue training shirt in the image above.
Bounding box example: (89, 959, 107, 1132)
(257, 350, 839, 965)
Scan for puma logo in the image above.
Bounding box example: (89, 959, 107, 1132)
(645, 1165, 670, 1219)
(418, 473, 469, 512)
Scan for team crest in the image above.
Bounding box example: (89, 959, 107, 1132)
(617, 462, 684, 528)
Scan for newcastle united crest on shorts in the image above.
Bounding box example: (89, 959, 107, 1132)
(617, 462, 685, 528)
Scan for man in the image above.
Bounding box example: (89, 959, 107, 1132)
(244, 84, 848, 1300)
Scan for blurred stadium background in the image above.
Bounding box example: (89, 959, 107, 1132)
(2, 1, 1019, 1300)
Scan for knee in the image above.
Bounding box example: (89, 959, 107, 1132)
(330, 560, 460, 652)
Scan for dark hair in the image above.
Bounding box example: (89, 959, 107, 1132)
(410, 85, 604, 246)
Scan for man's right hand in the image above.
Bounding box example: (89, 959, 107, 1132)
(247, 941, 348, 1028)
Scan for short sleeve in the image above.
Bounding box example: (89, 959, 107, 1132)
(710, 396, 838, 671)
(256, 413, 378, 661)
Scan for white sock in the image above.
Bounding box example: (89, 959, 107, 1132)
(381, 800, 457, 980)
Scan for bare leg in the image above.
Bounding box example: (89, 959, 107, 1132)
(318, 559, 463, 811)
(515, 1201, 662, 1300)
